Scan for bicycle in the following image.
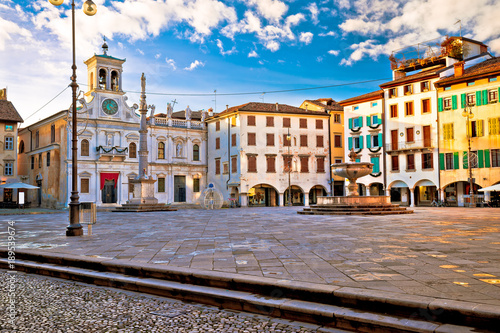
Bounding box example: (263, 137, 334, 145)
(431, 200, 448, 207)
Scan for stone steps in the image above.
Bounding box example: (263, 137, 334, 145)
(299, 204, 413, 215)
(112, 204, 177, 212)
(2, 250, 497, 333)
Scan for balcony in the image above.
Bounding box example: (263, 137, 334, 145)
(385, 139, 433, 153)
(153, 117, 204, 129)
(96, 145, 128, 161)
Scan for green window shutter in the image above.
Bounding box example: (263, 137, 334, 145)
(453, 152, 459, 169)
(452, 95, 457, 110)
(478, 150, 484, 168)
(482, 90, 488, 105)
(366, 135, 371, 148)
(378, 115, 382, 125)
(438, 97, 443, 112)
(348, 137, 353, 150)
(359, 135, 364, 149)
(476, 91, 482, 106)
(485, 149, 491, 167)
(366, 115, 371, 126)
(439, 153, 445, 170)
(371, 157, 380, 173)
(463, 151, 468, 169)
(359, 116, 363, 127)
(378, 133, 383, 147)
(348, 118, 353, 129)
(461, 93, 466, 108)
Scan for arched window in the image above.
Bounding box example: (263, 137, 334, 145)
(50, 124, 55, 143)
(193, 144, 200, 161)
(111, 71, 119, 91)
(129, 142, 137, 158)
(98, 68, 107, 89)
(158, 142, 165, 159)
(81, 139, 90, 156)
(19, 140, 24, 154)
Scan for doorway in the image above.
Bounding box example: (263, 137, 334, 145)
(102, 179, 117, 203)
(36, 179, 42, 206)
(174, 175, 186, 202)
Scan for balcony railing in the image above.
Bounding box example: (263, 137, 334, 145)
(385, 139, 433, 152)
(153, 117, 204, 129)
(96, 145, 128, 161)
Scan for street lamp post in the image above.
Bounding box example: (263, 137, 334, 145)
(287, 127, 292, 207)
(48, 0, 97, 236)
(462, 106, 475, 208)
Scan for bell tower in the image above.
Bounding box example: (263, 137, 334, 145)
(84, 38, 126, 97)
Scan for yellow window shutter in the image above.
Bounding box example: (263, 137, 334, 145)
(451, 123, 454, 139)
(488, 118, 492, 135)
(478, 120, 484, 137)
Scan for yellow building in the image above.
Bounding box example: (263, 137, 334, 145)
(435, 57, 500, 206)
(299, 98, 345, 195)
(0, 89, 24, 202)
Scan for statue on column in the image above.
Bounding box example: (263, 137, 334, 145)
(185, 105, 192, 120)
(201, 109, 208, 122)
(166, 102, 173, 120)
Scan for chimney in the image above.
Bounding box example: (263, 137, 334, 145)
(275, 102, 279, 112)
(0, 88, 6, 100)
(454, 61, 464, 77)
(305, 103, 308, 111)
(208, 107, 213, 116)
(393, 70, 406, 80)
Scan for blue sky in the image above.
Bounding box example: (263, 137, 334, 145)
(1, 0, 500, 126)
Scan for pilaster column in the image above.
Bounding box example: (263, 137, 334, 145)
(409, 188, 415, 207)
(239, 193, 248, 207)
(304, 193, 309, 206)
(439, 188, 444, 201)
(366, 186, 371, 197)
(279, 193, 284, 206)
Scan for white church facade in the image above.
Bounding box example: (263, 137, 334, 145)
(18, 45, 207, 209)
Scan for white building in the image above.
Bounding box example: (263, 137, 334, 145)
(18, 45, 207, 208)
(339, 90, 385, 196)
(206, 102, 331, 207)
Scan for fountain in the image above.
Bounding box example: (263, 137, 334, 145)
(299, 149, 413, 215)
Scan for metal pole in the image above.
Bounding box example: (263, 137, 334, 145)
(67, 0, 82, 236)
(287, 127, 291, 207)
(467, 111, 475, 208)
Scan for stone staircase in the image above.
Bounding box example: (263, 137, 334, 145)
(299, 204, 413, 215)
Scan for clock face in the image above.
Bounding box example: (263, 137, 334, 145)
(102, 99, 118, 115)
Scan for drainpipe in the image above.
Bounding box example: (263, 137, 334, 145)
(327, 110, 333, 196)
(435, 90, 441, 200)
(382, 98, 388, 196)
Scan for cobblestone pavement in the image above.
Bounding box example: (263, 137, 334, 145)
(1, 271, 349, 333)
(1, 207, 500, 306)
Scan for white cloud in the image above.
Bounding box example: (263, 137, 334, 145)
(337, 0, 500, 65)
(165, 57, 177, 70)
(184, 60, 205, 71)
(155, 53, 161, 59)
(328, 49, 339, 56)
(216, 39, 237, 55)
(307, 3, 319, 25)
(247, 0, 288, 23)
(316, 56, 323, 62)
(136, 48, 144, 55)
(299, 32, 313, 44)
(248, 50, 259, 57)
(319, 31, 336, 37)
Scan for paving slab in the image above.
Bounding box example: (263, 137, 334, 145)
(1, 206, 500, 308)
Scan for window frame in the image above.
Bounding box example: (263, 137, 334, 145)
(80, 178, 90, 193)
(4, 137, 13, 150)
(81, 139, 90, 157)
(157, 142, 165, 159)
(405, 101, 414, 116)
(193, 144, 200, 161)
(406, 154, 415, 171)
(390, 104, 398, 118)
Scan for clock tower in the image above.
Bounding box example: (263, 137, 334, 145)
(83, 39, 137, 121)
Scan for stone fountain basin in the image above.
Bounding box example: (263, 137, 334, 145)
(331, 162, 373, 179)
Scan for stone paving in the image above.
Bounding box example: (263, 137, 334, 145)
(1, 271, 348, 332)
(1, 207, 500, 307)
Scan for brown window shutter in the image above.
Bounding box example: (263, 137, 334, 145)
(248, 116, 255, 126)
(248, 133, 256, 145)
(283, 117, 290, 127)
(317, 157, 325, 172)
(317, 135, 323, 147)
(267, 156, 276, 172)
(301, 156, 309, 172)
(267, 133, 274, 146)
(283, 156, 292, 172)
(266, 116, 274, 127)
(300, 135, 307, 147)
(316, 119, 323, 129)
(248, 155, 257, 172)
(300, 118, 307, 128)
(231, 133, 236, 147)
(215, 137, 220, 149)
(231, 156, 237, 173)
(216, 121, 220, 131)
(215, 159, 220, 174)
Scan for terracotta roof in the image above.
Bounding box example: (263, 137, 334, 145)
(380, 65, 444, 88)
(302, 98, 343, 111)
(339, 90, 384, 106)
(0, 100, 24, 122)
(209, 102, 327, 120)
(435, 57, 500, 86)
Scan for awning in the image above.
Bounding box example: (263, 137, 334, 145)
(100, 172, 119, 190)
(391, 181, 408, 188)
(0, 182, 39, 189)
(478, 184, 500, 192)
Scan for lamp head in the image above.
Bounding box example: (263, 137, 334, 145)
(83, 0, 97, 16)
(48, 0, 64, 5)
